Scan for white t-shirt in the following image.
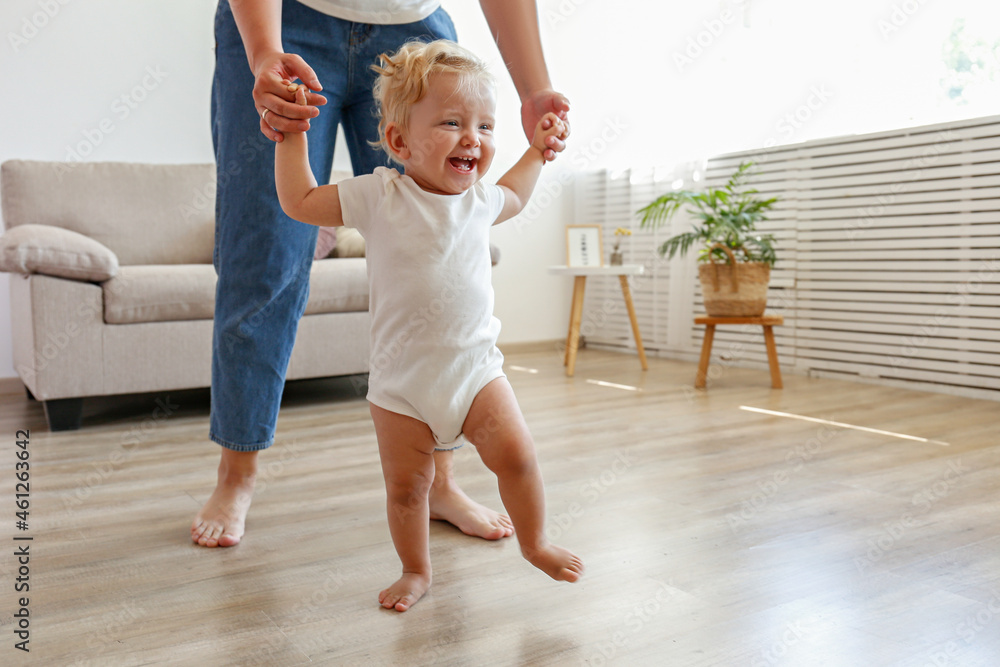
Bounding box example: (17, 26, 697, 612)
(338, 167, 506, 443)
(295, 0, 441, 24)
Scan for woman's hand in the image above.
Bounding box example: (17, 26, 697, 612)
(252, 52, 326, 142)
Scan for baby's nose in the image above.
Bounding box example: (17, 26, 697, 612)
(461, 129, 480, 147)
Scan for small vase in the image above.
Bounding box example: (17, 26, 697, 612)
(610, 250, 623, 266)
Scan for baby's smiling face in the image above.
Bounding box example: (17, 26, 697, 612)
(388, 72, 497, 196)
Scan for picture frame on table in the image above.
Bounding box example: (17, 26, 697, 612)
(565, 225, 604, 268)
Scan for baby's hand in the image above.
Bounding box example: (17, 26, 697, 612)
(532, 112, 568, 160)
(282, 80, 312, 128)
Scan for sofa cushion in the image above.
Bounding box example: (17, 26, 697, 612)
(303, 257, 369, 315)
(1, 160, 215, 266)
(332, 227, 366, 258)
(0, 224, 119, 282)
(103, 258, 369, 324)
(104, 265, 217, 324)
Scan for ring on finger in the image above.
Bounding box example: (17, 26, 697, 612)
(261, 108, 272, 124)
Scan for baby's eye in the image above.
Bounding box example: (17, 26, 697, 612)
(479, 123, 493, 132)
(444, 120, 459, 127)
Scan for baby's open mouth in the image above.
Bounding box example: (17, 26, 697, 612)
(449, 157, 476, 172)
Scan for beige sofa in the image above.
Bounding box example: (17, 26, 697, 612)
(0, 160, 370, 430)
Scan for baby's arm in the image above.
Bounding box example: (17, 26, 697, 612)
(274, 85, 344, 227)
(495, 113, 566, 225)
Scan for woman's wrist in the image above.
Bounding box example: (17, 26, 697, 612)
(248, 48, 284, 78)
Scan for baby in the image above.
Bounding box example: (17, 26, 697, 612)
(274, 39, 583, 612)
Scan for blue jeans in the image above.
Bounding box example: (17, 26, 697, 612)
(210, 0, 457, 451)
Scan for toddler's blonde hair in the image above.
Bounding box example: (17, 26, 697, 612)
(371, 39, 494, 163)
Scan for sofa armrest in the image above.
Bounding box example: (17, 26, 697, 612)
(0, 224, 119, 282)
(10, 274, 105, 400)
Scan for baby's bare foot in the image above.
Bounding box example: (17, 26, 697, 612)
(429, 483, 513, 540)
(379, 572, 432, 612)
(523, 543, 584, 582)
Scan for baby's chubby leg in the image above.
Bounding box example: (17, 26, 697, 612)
(370, 403, 439, 612)
(463, 378, 584, 583)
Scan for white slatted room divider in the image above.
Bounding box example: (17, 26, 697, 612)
(574, 114, 1000, 401)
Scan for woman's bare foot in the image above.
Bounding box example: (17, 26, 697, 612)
(191, 449, 257, 548)
(428, 481, 514, 540)
(379, 572, 432, 612)
(522, 543, 584, 582)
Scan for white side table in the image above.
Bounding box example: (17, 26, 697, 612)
(548, 265, 649, 377)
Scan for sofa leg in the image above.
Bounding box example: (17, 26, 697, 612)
(43, 398, 84, 431)
(25, 385, 36, 401)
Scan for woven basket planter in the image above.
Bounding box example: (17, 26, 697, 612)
(697, 245, 771, 317)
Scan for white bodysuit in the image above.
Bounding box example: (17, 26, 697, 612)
(338, 167, 507, 446)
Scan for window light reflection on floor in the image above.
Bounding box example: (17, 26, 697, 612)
(739, 406, 950, 446)
(586, 379, 641, 392)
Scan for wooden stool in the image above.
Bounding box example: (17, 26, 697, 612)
(694, 315, 784, 389)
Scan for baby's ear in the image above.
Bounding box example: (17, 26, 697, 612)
(385, 123, 410, 161)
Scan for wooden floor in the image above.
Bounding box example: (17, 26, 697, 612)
(2, 346, 999, 666)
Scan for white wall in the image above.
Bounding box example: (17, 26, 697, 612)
(2, 0, 997, 379)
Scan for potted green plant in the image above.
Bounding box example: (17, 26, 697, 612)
(636, 161, 778, 317)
